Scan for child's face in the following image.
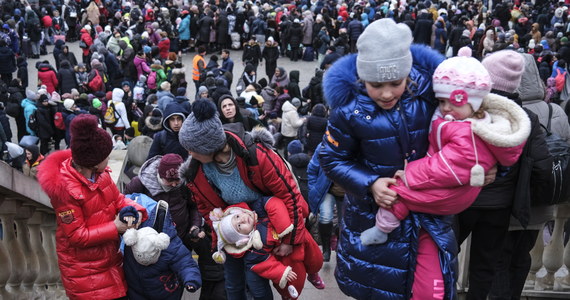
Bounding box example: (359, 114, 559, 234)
(438, 97, 474, 120)
(364, 79, 406, 110)
(232, 212, 254, 235)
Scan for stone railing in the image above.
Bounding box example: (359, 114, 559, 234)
(457, 203, 570, 299)
(0, 161, 67, 299)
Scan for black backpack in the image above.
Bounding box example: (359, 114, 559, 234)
(538, 104, 570, 205)
(27, 109, 39, 133)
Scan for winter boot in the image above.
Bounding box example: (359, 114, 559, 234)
(319, 223, 333, 262)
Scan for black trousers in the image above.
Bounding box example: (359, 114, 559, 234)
(488, 229, 540, 300)
(455, 207, 512, 300)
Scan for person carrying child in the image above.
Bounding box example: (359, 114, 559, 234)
(37, 114, 148, 299)
(210, 198, 324, 300)
(178, 99, 322, 300)
(360, 52, 532, 246)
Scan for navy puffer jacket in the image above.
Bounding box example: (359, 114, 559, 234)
(318, 45, 458, 299)
(123, 194, 202, 300)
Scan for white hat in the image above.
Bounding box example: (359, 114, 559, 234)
(123, 227, 170, 266)
(63, 99, 75, 111)
(84, 24, 92, 31)
(210, 207, 262, 264)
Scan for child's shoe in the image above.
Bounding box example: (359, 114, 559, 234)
(360, 226, 388, 245)
(308, 273, 325, 289)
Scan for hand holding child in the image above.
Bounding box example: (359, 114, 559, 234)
(370, 177, 398, 209)
(273, 243, 293, 256)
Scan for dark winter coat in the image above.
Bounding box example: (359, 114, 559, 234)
(17, 59, 29, 88)
(59, 48, 79, 68)
(147, 103, 189, 160)
(288, 23, 303, 46)
(57, 61, 77, 94)
(122, 194, 202, 300)
(288, 152, 311, 203)
(347, 19, 364, 42)
(197, 15, 214, 44)
(287, 71, 302, 101)
(413, 13, 433, 45)
(0, 45, 16, 74)
(35, 104, 55, 139)
(305, 104, 327, 154)
(53, 39, 65, 70)
(242, 42, 262, 65)
(217, 12, 230, 45)
(319, 47, 457, 299)
(124, 157, 202, 247)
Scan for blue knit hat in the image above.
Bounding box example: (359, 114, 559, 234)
(287, 140, 303, 155)
(179, 99, 226, 155)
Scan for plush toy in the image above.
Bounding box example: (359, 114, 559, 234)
(123, 226, 170, 266)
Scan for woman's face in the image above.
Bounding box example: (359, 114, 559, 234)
(364, 79, 407, 110)
(189, 151, 214, 163)
(274, 68, 281, 77)
(220, 98, 236, 120)
(25, 149, 32, 161)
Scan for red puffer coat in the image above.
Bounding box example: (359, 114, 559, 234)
(37, 150, 148, 300)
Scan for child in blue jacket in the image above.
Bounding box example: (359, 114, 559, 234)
(121, 194, 202, 299)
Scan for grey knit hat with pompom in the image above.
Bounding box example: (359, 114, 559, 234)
(179, 99, 227, 154)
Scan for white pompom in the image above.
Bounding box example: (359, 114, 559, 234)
(212, 251, 226, 264)
(154, 232, 171, 250)
(251, 230, 263, 250)
(470, 164, 485, 187)
(288, 285, 299, 298)
(123, 228, 138, 246)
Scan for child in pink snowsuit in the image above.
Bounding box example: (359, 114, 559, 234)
(360, 54, 532, 245)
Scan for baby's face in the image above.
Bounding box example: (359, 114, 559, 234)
(438, 97, 474, 121)
(232, 212, 254, 235)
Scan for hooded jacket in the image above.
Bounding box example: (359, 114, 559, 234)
(37, 63, 59, 94)
(57, 60, 78, 94)
(281, 101, 304, 138)
(318, 46, 458, 299)
(0, 44, 16, 74)
(390, 94, 530, 219)
(110, 88, 130, 128)
(147, 102, 189, 160)
(305, 104, 327, 154)
(123, 194, 201, 299)
(37, 150, 148, 300)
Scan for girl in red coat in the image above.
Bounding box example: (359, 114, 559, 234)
(360, 51, 532, 246)
(37, 114, 148, 300)
(210, 201, 323, 299)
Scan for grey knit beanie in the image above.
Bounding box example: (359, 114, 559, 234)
(179, 99, 227, 155)
(356, 18, 413, 82)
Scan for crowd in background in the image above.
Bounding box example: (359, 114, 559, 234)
(2, 0, 570, 299)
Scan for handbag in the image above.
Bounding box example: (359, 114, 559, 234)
(79, 40, 88, 49)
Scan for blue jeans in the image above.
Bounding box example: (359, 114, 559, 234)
(318, 193, 343, 224)
(224, 253, 273, 300)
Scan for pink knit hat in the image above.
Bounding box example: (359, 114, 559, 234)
(481, 50, 525, 94)
(432, 53, 492, 112)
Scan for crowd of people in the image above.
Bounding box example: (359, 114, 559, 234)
(2, 0, 570, 299)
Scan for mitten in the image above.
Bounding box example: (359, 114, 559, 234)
(119, 206, 139, 224)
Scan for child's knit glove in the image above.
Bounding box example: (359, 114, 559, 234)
(119, 206, 139, 224)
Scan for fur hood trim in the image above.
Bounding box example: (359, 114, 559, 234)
(470, 93, 531, 147)
(250, 126, 275, 149)
(171, 67, 185, 75)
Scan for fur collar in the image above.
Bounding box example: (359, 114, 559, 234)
(469, 93, 531, 147)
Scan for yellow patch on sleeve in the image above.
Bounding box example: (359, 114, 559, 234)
(325, 130, 339, 147)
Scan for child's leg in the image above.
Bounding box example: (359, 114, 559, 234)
(360, 208, 400, 245)
(411, 230, 445, 300)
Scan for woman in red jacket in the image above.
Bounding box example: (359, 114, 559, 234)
(37, 114, 147, 300)
(80, 25, 93, 65)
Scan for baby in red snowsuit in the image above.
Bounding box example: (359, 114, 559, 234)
(211, 198, 323, 299)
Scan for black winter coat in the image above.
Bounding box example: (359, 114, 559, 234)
(35, 105, 55, 139)
(57, 62, 77, 94)
(0, 46, 16, 74)
(288, 23, 303, 46)
(216, 12, 230, 45)
(198, 15, 214, 43)
(305, 115, 327, 154)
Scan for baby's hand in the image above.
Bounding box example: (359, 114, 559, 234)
(286, 270, 298, 282)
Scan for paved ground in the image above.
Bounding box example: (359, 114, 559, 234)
(16, 41, 347, 299)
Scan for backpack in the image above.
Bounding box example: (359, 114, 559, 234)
(133, 85, 145, 103)
(312, 34, 323, 49)
(147, 71, 157, 90)
(54, 111, 65, 130)
(555, 69, 567, 93)
(104, 101, 119, 126)
(88, 70, 103, 92)
(28, 109, 39, 133)
(536, 104, 570, 205)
